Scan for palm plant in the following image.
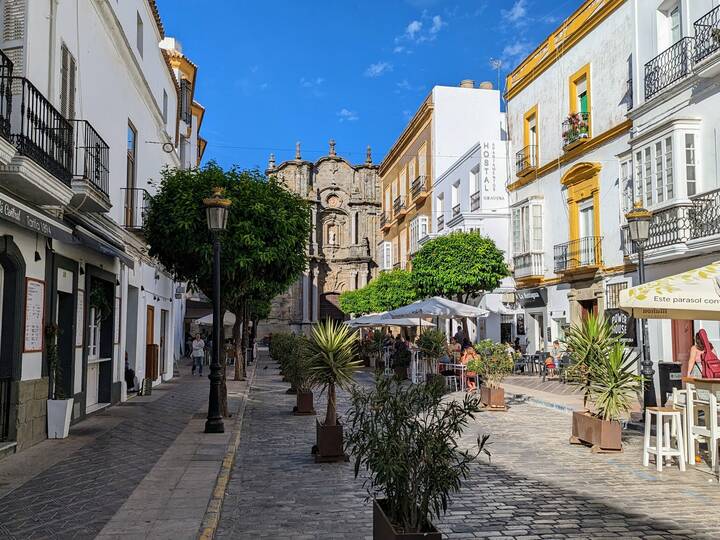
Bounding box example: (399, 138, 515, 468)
(588, 342, 643, 421)
(308, 319, 362, 426)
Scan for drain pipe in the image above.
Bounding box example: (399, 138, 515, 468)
(47, 0, 58, 99)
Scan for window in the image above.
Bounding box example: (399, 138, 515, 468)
(400, 166, 407, 199)
(418, 143, 427, 177)
(634, 135, 678, 207)
(393, 238, 399, 265)
(685, 133, 696, 196)
(524, 106, 538, 154)
(511, 201, 543, 255)
(400, 234, 407, 269)
(644, 147, 652, 206)
(620, 159, 634, 214)
(384, 188, 391, 216)
(179, 135, 187, 168)
(126, 122, 137, 226)
(606, 282, 628, 310)
(451, 181, 460, 208)
(409, 215, 428, 253)
(380, 242, 392, 270)
(162, 89, 168, 126)
(578, 199, 595, 239)
(136, 12, 144, 57)
(655, 141, 664, 203)
(569, 65, 591, 135)
(670, 5, 681, 44)
(88, 308, 100, 359)
(408, 159, 416, 183)
(60, 45, 76, 120)
(471, 166, 480, 195)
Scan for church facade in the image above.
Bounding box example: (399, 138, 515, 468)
(259, 141, 380, 336)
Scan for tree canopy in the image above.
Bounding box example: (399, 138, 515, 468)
(339, 269, 418, 315)
(411, 232, 509, 302)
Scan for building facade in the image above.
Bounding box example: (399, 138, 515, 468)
(260, 141, 380, 335)
(0, 0, 204, 453)
(379, 81, 505, 272)
(506, 0, 634, 354)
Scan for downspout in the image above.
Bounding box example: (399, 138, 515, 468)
(47, 0, 58, 99)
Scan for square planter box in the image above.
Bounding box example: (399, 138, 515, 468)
(47, 398, 74, 439)
(313, 420, 346, 462)
(571, 410, 622, 452)
(480, 386, 505, 409)
(373, 499, 440, 540)
(293, 391, 316, 415)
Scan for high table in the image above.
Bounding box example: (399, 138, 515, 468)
(681, 377, 720, 467)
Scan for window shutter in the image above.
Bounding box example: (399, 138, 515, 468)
(68, 54, 76, 120)
(60, 46, 68, 118)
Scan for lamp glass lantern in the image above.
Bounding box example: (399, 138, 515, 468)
(625, 204, 652, 244)
(203, 188, 231, 232)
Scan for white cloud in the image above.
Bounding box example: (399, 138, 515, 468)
(300, 77, 325, 88)
(337, 108, 359, 122)
(395, 79, 426, 93)
(502, 0, 527, 24)
(405, 20, 423, 40)
(429, 15, 445, 35)
(394, 12, 446, 52)
(364, 62, 393, 78)
(500, 40, 532, 66)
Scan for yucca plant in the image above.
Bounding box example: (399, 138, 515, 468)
(308, 319, 363, 426)
(588, 342, 643, 421)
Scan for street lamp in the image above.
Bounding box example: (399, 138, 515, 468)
(626, 203, 653, 410)
(203, 187, 231, 433)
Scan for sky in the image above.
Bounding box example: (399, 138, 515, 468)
(156, 0, 584, 170)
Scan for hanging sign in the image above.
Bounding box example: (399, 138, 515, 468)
(606, 308, 637, 347)
(517, 287, 547, 309)
(23, 278, 45, 352)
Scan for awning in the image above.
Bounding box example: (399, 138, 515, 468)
(74, 226, 135, 268)
(387, 296, 489, 319)
(480, 293, 520, 316)
(619, 261, 720, 320)
(0, 190, 75, 243)
(196, 311, 236, 328)
(346, 313, 435, 328)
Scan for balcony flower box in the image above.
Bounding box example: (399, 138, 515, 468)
(562, 112, 590, 150)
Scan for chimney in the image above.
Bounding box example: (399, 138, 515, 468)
(479, 81, 494, 90)
(459, 79, 475, 89)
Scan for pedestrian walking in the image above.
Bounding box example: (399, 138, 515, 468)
(191, 334, 205, 375)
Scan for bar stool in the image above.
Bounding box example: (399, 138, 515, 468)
(444, 375, 459, 392)
(643, 406, 686, 472)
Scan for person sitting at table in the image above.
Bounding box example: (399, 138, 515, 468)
(543, 353, 557, 378)
(460, 345, 479, 391)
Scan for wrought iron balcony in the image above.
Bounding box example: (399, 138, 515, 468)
(554, 236, 603, 273)
(470, 191, 481, 211)
(71, 120, 109, 195)
(644, 37, 694, 100)
(393, 195, 405, 216)
(411, 175, 428, 199)
(562, 112, 590, 149)
(0, 50, 12, 141)
(437, 214, 444, 231)
(451, 203, 460, 218)
(9, 77, 74, 183)
(122, 187, 150, 232)
(379, 212, 388, 228)
(513, 252, 544, 279)
(515, 145, 537, 176)
(694, 5, 720, 65)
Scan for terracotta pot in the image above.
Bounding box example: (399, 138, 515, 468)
(293, 391, 315, 415)
(373, 499, 440, 540)
(480, 386, 505, 409)
(394, 366, 408, 380)
(314, 420, 345, 461)
(571, 410, 622, 452)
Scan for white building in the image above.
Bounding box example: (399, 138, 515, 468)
(624, 0, 720, 373)
(0, 0, 205, 453)
(506, 0, 634, 354)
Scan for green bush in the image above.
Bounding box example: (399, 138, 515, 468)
(469, 341, 514, 389)
(417, 329, 447, 371)
(269, 332, 296, 373)
(283, 335, 314, 393)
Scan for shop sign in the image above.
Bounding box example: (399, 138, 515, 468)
(606, 308, 637, 347)
(517, 287, 547, 308)
(0, 194, 74, 243)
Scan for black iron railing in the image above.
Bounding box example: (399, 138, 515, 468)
(694, 5, 720, 64)
(380, 212, 388, 227)
(644, 37, 694, 100)
(70, 120, 109, 196)
(122, 187, 150, 231)
(470, 191, 481, 211)
(691, 187, 720, 239)
(515, 145, 537, 175)
(0, 377, 11, 442)
(562, 112, 590, 147)
(452, 203, 460, 218)
(411, 175, 427, 198)
(554, 236, 602, 273)
(0, 50, 13, 140)
(10, 77, 74, 183)
(437, 214, 444, 231)
(393, 196, 405, 216)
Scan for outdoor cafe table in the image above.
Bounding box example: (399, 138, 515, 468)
(681, 376, 720, 467)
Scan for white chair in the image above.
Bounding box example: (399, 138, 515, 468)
(444, 375, 459, 392)
(688, 390, 720, 469)
(643, 406, 686, 472)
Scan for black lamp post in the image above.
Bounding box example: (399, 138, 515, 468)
(626, 204, 653, 410)
(203, 188, 231, 434)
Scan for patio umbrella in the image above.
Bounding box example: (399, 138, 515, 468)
(346, 316, 434, 328)
(387, 296, 489, 319)
(195, 311, 237, 329)
(619, 261, 720, 320)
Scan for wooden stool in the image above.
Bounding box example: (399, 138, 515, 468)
(643, 407, 686, 472)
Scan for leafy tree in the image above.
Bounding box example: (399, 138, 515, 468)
(144, 163, 311, 410)
(339, 269, 419, 315)
(339, 287, 375, 316)
(411, 231, 508, 303)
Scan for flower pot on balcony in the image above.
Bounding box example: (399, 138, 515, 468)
(373, 499, 441, 540)
(480, 386, 506, 410)
(570, 410, 622, 452)
(293, 391, 316, 416)
(47, 398, 74, 439)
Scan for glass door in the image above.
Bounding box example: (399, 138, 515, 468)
(578, 200, 595, 265)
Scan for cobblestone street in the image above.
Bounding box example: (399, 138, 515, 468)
(218, 354, 720, 539)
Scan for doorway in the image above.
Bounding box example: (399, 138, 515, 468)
(56, 291, 74, 398)
(579, 299, 598, 320)
(672, 320, 694, 376)
(146, 305, 157, 380)
(160, 309, 169, 378)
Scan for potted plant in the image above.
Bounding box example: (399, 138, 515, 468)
(307, 319, 362, 462)
(563, 112, 589, 148)
(269, 333, 297, 392)
(417, 329, 446, 384)
(565, 315, 643, 452)
(46, 324, 74, 439)
(285, 335, 316, 415)
(391, 346, 411, 380)
(468, 340, 513, 410)
(345, 376, 490, 539)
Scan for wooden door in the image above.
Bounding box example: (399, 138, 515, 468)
(146, 305, 156, 379)
(146, 305, 155, 345)
(672, 319, 694, 376)
(160, 309, 168, 376)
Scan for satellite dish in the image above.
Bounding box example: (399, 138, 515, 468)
(162, 142, 174, 153)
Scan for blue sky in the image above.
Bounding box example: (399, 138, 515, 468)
(156, 0, 583, 170)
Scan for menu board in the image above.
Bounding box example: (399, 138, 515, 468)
(114, 297, 121, 344)
(23, 278, 45, 352)
(75, 290, 84, 348)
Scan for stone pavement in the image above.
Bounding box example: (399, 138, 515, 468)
(217, 354, 720, 539)
(0, 362, 251, 540)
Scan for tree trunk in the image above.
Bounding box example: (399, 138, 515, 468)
(325, 382, 337, 426)
(232, 314, 244, 381)
(241, 304, 250, 373)
(249, 317, 258, 362)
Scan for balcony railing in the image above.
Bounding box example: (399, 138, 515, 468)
(411, 175, 428, 199)
(393, 196, 405, 216)
(122, 187, 150, 231)
(70, 120, 109, 196)
(513, 252, 544, 279)
(694, 5, 720, 65)
(644, 37, 694, 100)
(0, 50, 12, 140)
(9, 77, 74, 184)
(380, 212, 388, 228)
(437, 214, 444, 231)
(562, 112, 590, 148)
(692, 187, 720, 238)
(515, 145, 537, 175)
(554, 236, 603, 273)
(470, 191, 481, 212)
(451, 203, 460, 218)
